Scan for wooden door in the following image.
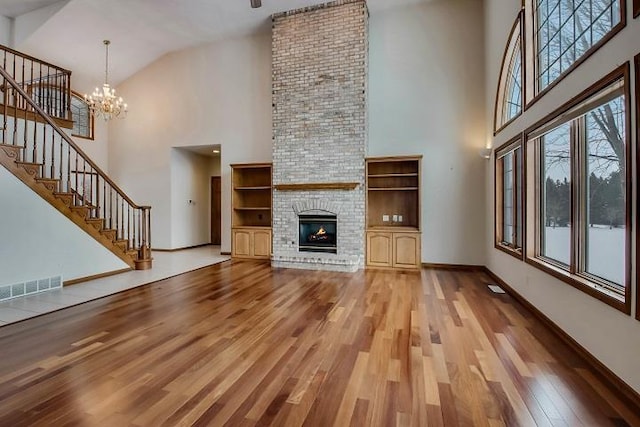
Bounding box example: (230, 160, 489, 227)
(233, 229, 251, 257)
(211, 176, 221, 245)
(253, 229, 272, 259)
(366, 232, 393, 267)
(393, 232, 420, 269)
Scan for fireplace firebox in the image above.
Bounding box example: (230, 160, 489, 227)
(299, 214, 337, 254)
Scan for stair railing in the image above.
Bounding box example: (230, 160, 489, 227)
(0, 65, 151, 262)
(0, 44, 71, 121)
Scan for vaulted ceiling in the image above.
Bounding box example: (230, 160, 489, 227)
(2, 0, 428, 87)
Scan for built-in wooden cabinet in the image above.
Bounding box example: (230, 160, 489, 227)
(231, 163, 272, 260)
(365, 156, 422, 270)
(232, 227, 272, 259)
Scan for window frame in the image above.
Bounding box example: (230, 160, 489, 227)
(494, 135, 525, 260)
(70, 90, 95, 141)
(494, 12, 525, 135)
(523, 0, 627, 109)
(636, 53, 640, 321)
(523, 63, 631, 313)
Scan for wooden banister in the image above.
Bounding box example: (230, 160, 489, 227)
(0, 62, 152, 266)
(0, 66, 144, 209)
(0, 44, 71, 120)
(0, 44, 72, 74)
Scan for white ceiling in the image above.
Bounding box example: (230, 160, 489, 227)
(8, 0, 428, 86)
(0, 0, 62, 18)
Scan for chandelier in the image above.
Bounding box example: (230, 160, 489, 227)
(85, 40, 127, 120)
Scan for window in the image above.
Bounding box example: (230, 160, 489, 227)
(635, 0, 639, 17)
(495, 137, 523, 258)
(525, 65, 630, 312)
(71, 91, 94, 140)
(529, 0, 625, 96)
(494, 15, 523, 133)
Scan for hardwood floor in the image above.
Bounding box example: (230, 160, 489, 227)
(0, 261, 637, 426)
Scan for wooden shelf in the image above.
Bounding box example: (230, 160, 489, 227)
(232, 163, 272, 258)
(367, 226, 420, 232)
(366, 156, 422, 270)
(368, 173, 418, 178)
(235, 186, 271, 191)
(368, 187, 418, 191)
(234, 207, 271, 211)
(274, 182, 359, 191)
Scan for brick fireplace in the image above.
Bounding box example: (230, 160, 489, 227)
(271, 0, 368, 272)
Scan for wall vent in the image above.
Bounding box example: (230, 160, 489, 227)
(0, 275, 63, 302)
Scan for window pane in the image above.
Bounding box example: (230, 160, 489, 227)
(515, 148, 523, 248)
(585, 95, 625, 286)
(541, 124, 571, 265)
(502, 37, 522, 124)
(71, 94, 91, 138)
(536, 0, 620, 91)
(502, 152, 514, 245)
(497, 22, 523, 129)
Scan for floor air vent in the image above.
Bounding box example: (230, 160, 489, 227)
(487, 284, 506, 294)
(0, 275, 63, 302)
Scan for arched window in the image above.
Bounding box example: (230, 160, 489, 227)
(494, 15, 523, 133)
(527, 0, 624, 96)
(71, 91, 94, 140)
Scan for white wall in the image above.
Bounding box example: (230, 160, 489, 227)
(0, 167, 129, 285)
(108, 1, 487, 260)
(109, 33, 272, 251)
(170, 148, 211, 249)
(484, 1, 640, 392)
(369, 0, 487, 265)
(13, 0, 68, 46)
(0, 15, 12, 46)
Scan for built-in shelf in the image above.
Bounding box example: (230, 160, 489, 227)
(231, 163, 273, 259)
(368, 187, 419, 191)
(366, 155, 422, 270)
(368, 173, 418, 178)
(274, 182, 359, 191)
(235, 186, 272, 191)
(234, 207, 271, 211)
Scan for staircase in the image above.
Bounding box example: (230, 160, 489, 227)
(0, 45, 152, 271)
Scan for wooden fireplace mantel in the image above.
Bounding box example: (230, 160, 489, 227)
(274, 182, 360, 191)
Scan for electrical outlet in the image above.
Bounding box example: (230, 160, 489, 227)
(382, 215, 389, 222)
(392, 214, 398, 222)
(398, 215, 403, 222)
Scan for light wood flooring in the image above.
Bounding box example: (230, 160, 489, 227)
(0, 260, 637, 426)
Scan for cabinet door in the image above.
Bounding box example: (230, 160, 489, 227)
(253, 229, 272, 259)
(367, 232, 393, 267)
(393, 233, 420, 269)
(233, 229, 252, 258)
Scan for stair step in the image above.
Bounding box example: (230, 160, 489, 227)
(114, 240, 129, 251)
(53, 192, 74, 206)
(69, 205, 91, 219)
(35, 177, 60, 192)
(0, 144, 23, 160)
(15, 161, 41, 177)
(126, 249, 139, 260)
(100, 229, 117, 240)
(86, 218, 104, 231)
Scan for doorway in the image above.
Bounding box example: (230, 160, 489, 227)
(211, 176, 221, 245)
